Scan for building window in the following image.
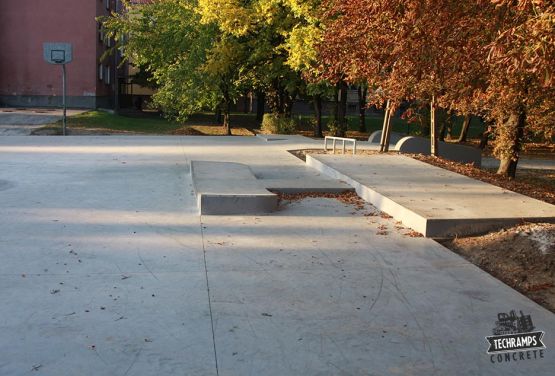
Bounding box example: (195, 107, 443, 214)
(105, 0, 110, 10)
(105, 66, 111, 85)
(98, 64, 103, 81)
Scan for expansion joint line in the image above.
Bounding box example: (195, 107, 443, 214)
(199, 216, 219, 376)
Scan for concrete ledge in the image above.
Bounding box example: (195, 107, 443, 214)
(307, 154, 555, 237)
(256, 134, 290, 142)
(191, 161, 278, 215)
(396, 136, 482, 167)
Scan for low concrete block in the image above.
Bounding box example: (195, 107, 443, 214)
(368, 130, 405, 144)
(191, 161, 278, 215)
(256, 134, 288, 142)
(396, 136, 482, 167)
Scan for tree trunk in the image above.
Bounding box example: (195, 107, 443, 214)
(497, 110, 526, 179)
(383, 110, 393, 152)
(438, 111, 453, 142)
(243, 91, 250, 113)
(223, 109, 231, 136)
(222, 93, 232, 136)
(458, 114, 471, 142)
(284, 94, 294, 118)
(358, 86, 367, 132)
(338, 81, 348, 136)
(439, 122, 447, 142)
(215, 107, 222, 125)
(380, 100, 392, 153)
(313, 94, 323, 138)
(430, 96, 438, 156)
(479, 121, 494, 150)
(256, 91, 265, 123)
(332, 85, 339, 122)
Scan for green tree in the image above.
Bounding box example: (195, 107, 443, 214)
(101, 0, 245, 134)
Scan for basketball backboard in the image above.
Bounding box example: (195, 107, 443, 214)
(43, 43, 73, 65)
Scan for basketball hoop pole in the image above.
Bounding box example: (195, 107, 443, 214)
(43, 43, 72, 134)
(62, 64, 67, 136)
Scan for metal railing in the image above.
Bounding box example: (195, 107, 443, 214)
(324, 136, 357, 155)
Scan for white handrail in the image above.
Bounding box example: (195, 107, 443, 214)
(324, 136, 357, 155)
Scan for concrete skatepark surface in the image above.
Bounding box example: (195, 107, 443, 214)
(0, 135, 554, 375)
(308, 154, 555, 237)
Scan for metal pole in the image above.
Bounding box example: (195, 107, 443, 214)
(114, 48, 119, 114)
(62, 64, 67, 136)
(431, 95, 437, 156)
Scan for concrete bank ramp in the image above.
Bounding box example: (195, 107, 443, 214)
(307, 154, 555, 237)
(368, 130, 405, 145)
(396, 136, 482, 167)
(191, 161, 278, 215)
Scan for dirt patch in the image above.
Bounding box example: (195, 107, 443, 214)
(441, 223, 555, 313)
(292, 130, 370, 141)
(288, 149, 324, 162)
(31, 126, 139, 136)
(171, 126, 205, 136)
(289, 148, 386, 162)
(275, 191, 368, 210)
(172, 125, 254, 136)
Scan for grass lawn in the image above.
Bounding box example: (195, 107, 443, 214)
(294, 114, 486, 140)
(36, 111, 256, 136)
(36, 109, 487, 140)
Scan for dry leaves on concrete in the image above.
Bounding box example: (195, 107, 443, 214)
(276, 191, 367, 211)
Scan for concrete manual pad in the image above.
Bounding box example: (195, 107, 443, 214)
(191, 160, 278, 215)
(307, 153, 555, 237)
(1, 136, 554, 376)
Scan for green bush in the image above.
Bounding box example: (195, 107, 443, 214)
(327, 119, 347, 137)
(261, 114, 297, 134)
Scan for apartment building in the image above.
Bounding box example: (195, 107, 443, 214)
(0, 0, 122, 108)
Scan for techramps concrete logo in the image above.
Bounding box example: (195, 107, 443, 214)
(486, 310, 546, 364)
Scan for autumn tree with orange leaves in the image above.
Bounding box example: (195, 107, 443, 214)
(484, 0, 555, 176)
(319, 0, 555, 178)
